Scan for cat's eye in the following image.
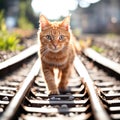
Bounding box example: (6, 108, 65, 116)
(46, 35, 52, 40)
(59, 35, 64, 40)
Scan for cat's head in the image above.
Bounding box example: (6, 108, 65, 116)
(38, 15, 71, 53)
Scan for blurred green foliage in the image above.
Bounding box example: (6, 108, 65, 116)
(18, 1, 34, 30)
(0, 11, 24, 51)
(92, 45, 104, 53)
(18, 17, 34, 30)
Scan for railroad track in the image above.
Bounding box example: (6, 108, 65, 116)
(0, 44, 120, 120)
(92, 35, 120, 64)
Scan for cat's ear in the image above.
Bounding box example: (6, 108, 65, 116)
(39, 15, 50, 30)
(60, 16, 70, 31)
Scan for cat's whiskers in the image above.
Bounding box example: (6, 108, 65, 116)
(40, 47, 49, 58)
(38, 15, 75, 95)
(48, 46, 63, 53)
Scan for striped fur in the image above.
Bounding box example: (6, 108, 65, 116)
(38, 15, 75, 95)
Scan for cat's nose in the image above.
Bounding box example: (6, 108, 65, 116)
(52, 40, 58, 49)
(53, 44, 57, 49)
(52, 42, 58, 49)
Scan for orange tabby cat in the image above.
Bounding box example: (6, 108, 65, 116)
(38, 15, 75, 95)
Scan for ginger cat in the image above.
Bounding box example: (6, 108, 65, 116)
(38, 15, 75, 95)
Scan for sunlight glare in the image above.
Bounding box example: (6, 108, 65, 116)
(79, 0, 90, 8)
(85, 0, 100, 4)
(31, 0, 78, 20)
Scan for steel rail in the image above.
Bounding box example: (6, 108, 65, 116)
(0, 59, 40, 120)
(74, 56, 111, 120)
(84, 48, 120, 75)
(0, 49, 114, 120)
(0, 44, 38, 75)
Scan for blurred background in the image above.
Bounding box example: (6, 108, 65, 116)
(0, 0, 120, 35)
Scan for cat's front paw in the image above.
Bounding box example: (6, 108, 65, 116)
(58, 84, 67, 91)
(58, 85, 68, 94)
(48, 89, 60, 95)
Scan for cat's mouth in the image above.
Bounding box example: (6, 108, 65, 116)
(49, 46, 64, 53)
